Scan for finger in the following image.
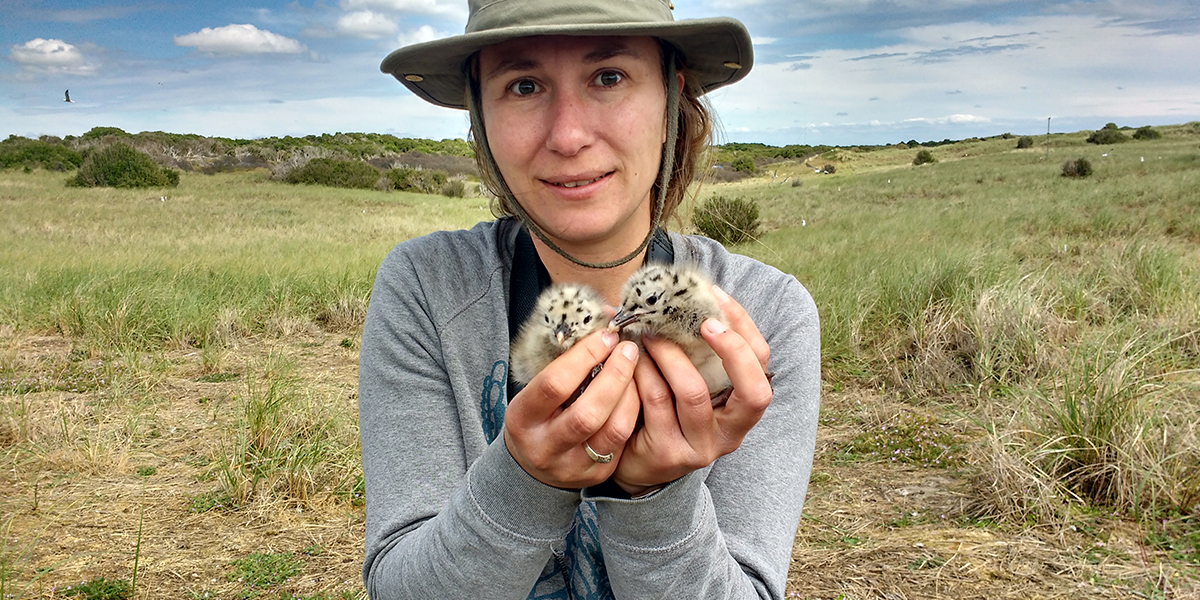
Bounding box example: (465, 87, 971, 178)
(631, 346, 680, 437)
(553, 340, 638, 443)
(641, 335, 715, 446)
(711, 285, 770, 370)
(586, 373, 641, 459)
(700, 318, 772, 436)
(522, 329, 619, 420)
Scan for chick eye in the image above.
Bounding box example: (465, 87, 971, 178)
(595, 71, 623, 87)
(646, 294, 658, 306)
(544, 315, 550, 323)
(509, 79, 540, 96)
(583, 315, 592, 324)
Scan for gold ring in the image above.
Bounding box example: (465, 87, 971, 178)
(584, 441, 614, 464)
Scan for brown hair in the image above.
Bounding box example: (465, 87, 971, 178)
(468, 44, 713, 226)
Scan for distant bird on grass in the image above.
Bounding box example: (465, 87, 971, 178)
(510, 283, 609, 389)
(63, 90, 73, 103)
(609, 264, 733, 404)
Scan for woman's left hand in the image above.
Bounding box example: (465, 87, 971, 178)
(611, 285, 773, 496)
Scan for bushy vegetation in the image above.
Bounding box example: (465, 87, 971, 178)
(1133, 126, 1163, 140)
(1016, 136, 1034, 149)
(283, 158, 380, 189)
(1087, 123, 1130, 145)
(731, 156, 756, 173)
(913, 149, 936, 165)
(67, 143, 179, 188)
(0, 135, 83, 171)
(1061, 157, 1093, 178)
(383, 167, 448, 194)
(692, 195, 760, 245)
(822, 163, 836, 174)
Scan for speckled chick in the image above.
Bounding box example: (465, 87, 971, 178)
(609, 263, 732, 401)
(510, 283, 609, 387)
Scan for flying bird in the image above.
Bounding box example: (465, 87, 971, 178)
(510, 283, 609, 390)
(609, 264, 732, 404)
(63, 90, 73, 103)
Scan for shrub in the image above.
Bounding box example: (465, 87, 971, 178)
(1132, 126, 1162, 140)
(730, 156, 756, 173)
(1061, 157, 1093, 178)
(284, 158, 380, 189)
(1087, 127, 1128, 145)
(0, 135, 83, 170)
(440, 178, 467, 197)
(913, 150, 936, 166)
(80, 126, 129, 141)
(67, 143, 179, 188)
(1016, 136, 1034, 149)
(384, 167, 449, 194)
(791, 178, 803, 187)
(693, 195, 760, 246)
(822, 163, 836, 174)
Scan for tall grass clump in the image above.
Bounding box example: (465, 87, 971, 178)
(974, 336, 1200, 523)
(692, 195, 760, 246)
(213, 355, 359, 507)
(283, 158, 379, 189)
(67, 143, 179, 188)
(1015, 136, 1034, 149)
(912, 150, 936, 165)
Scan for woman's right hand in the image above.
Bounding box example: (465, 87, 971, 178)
(503, 330, 642, 489)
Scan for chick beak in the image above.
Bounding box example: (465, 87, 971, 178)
(554, 321, 570, 346)
(608, 310, 643, 331)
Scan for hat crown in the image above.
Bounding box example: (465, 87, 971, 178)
(466, 0, 675, 34)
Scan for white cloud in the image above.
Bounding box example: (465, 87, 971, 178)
(903, 114, 991, 124)
(396, 25, 450, 47)
(8, 38, 97, 75)
(174, 24, 306, 55)
(337, 10, 399, 39)
(752, 37, 779, 45)
(338, 0, 466, 18)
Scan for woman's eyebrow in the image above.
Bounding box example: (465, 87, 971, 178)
(483, 57, 540, 83)
(482, 43, 642, 83)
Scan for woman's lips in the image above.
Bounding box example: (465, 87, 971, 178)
(543, 171, 613, 189)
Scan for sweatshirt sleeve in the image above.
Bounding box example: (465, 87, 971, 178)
(584, 265, 821, 600)
(359, 240, 581, 600)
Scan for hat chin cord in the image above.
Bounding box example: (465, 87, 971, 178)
(468, 54, 680, 270)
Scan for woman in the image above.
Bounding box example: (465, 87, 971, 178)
(359, 1, 820, 598)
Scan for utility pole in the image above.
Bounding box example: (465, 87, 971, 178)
(1045, 117, 1051, 160)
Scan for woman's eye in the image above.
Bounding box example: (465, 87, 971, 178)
(509, 80, 539, 96)
(595, 71, 623, 87)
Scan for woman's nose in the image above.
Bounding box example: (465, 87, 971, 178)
(543, 87, 594, 157)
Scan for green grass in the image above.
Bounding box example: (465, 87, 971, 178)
(226, 552, 302, 599)
(2, 125, 1198, 556)
(0, 169, 489, 351)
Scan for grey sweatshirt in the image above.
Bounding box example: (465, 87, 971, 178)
(359, 218, 820, 600)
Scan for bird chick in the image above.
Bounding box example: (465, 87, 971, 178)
(510, 283, 609, 388)
(609, 263, 732, 403)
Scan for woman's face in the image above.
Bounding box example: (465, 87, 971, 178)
(478, 35, 666, 255)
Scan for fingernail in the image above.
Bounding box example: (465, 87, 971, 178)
(704, 318, 727, 334)
(621, 342, 638, 360)
(602, 331, 619, 347)
(712, 285, 730, 303)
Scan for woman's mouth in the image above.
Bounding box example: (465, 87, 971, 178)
(546, 172, 611, 188)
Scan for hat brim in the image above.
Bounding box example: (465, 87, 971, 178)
(380, 17, 752, 110)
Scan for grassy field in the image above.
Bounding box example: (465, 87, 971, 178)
(2, 124, 1198, 599)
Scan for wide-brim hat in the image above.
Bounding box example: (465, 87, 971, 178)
(380, 0, 753, 110)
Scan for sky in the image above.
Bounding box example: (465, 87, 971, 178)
(3, 0, 1199, 147)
